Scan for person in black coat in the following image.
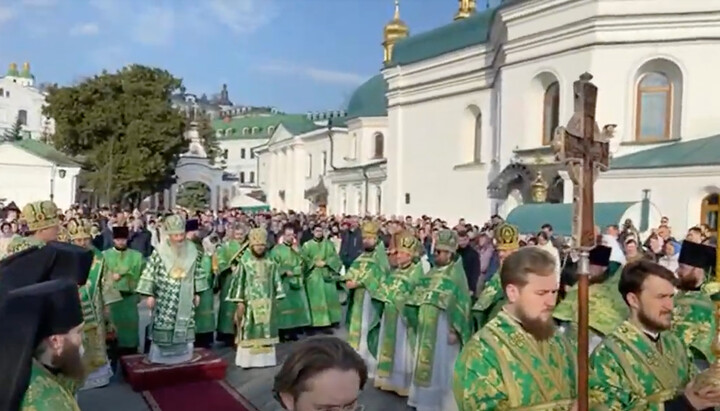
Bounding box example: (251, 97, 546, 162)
(456, 229, 481, 298)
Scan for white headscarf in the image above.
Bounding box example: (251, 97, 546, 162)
(602, 234, 626, 265)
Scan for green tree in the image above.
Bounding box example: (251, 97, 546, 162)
(195, 111, 223, 165)
(2, 116, 23, 142)
(175, 181, 210, 210)
(43, 65, 187, 206)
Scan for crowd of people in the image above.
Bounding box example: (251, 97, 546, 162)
(1, 198, 720, 410)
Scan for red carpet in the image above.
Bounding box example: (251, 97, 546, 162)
(121, 348, 227, 391)
(143, 380, 257, 411)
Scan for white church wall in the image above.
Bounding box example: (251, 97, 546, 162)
(567, 166, 720, 236)
(0, 78, 49, 140)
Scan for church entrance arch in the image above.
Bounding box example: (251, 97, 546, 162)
(172, 157, 230, 212)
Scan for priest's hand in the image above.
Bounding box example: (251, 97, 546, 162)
(686, 380, 720, 409)
(146, 297, 156, 310)
(346, 280, 358, 289)
(235, 303, 245, 325)
(193, 295, 200, 307)
(315, 259, 326, 268)
(112, 273, 121, 281)
(448, 330, 459, 345)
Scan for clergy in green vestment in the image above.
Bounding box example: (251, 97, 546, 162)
(454, 247, 577, 411)
(375, 230, 425, 397)
(2, 200, 60, 259)
(67, 219, 120, 390)
(213, 222, 249, 346)
(407, 229, 471, 411)
(301, 224, 343, 331)
(186, 218, 215, 348)
(137, 215, 209, 364)
(102, 226, 145, 356)
(472, 223, 519, 331)
(227, 228, 286, 368)
(554, 244, 628, 354)
(0, 280, 87, 411)
(344, 220, 391, 378)
(270, 223, 311, 341)
(672, 240, 719, 368)
(589, 260, 720, 410)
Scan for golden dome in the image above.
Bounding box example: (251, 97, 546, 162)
(383, 0, 409, 42)
(454, 0, 477, 21)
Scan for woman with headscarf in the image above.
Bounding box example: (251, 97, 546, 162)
(658, 240, 681, 275)
(536, 231, 561, 281)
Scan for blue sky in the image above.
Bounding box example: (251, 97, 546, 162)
(0, 0, 496, 113)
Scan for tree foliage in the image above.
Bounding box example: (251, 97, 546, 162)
(2, 116, 23, 141)
(43, 65, 187, 206)
(175, 181, 210, 210)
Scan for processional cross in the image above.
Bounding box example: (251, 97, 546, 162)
(552, 72, 615, 411)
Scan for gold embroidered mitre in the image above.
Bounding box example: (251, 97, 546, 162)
(22, 200, 60, 232)
(494, 223, 519, 251)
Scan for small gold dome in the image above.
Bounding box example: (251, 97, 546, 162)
(383, 0, 409, 43)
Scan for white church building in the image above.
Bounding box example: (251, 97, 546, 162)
(0, 62, 53, 140)
(255, 0, 720, 236)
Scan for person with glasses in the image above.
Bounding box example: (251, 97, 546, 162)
(273, 336, 367, 411)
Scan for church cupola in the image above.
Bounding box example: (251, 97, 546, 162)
(454, 0, 477, 20)
(6, 62, 19, 77)
(383, 0, 409, 65)
(19, 62, 32, 79)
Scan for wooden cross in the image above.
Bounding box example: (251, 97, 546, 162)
(552, 72, 615, 411)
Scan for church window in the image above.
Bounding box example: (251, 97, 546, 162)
(373, 133, 384, 159)
(375, 185, 382, 215)
(241, 148, 246, 159)
(249, 171, 255, 183)
(349, 133, 358, 159)
(542, 82, 560, 145)
(242, 127, 249, 135)
(636, 72, 672, 141)
(216, 129, 223, 138)
(225, 128, 233, 136)
(239, 172, 245, 183)
(17, 110, 27, 126)
(701, 193, 720, 235)
(268, 126, 275, 134)
(473, 113, 482, 161)
(250, 150, 255, 159)
(252, 127, 260, 134)
(0, 88, 3, 97)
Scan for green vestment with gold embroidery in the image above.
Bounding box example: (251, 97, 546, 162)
(672, 281, 720, 363)
(300, 238, 343, 327)
(376, 261, 425, 380)
(80, 253, 120, 375)
(102, 247, 145, 349)
(136, 241, 209, 346)
(270, 242, 311, 329)
(194, 250, 216, 334)
(213, 239, 247, 335)
(589, 320, 696, 410)
(406, 260, 471, 387)
(553, 280, 628, 338)
(344, 250, 390, 356)
(473, 273, 505, 331)
(21, 360, 81, 411)
(3, 235, 44, 260)
(226, 251, 285, 351)
(453, 310, 577, 411)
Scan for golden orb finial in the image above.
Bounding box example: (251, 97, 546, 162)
(531, 171, 549, 203)
(454, 0, 477, 21)
(383, 0, 409, 64)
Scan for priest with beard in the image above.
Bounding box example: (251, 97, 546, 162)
(554, 244, 628, 354)
(454, 246, 577, 410)
(672, 241, 718, 369)
(227, 227, 285, 368)
(344, 220, 390, 378)
(301, 224, 343, 334)
(136, 215, 209, 364)
(0, 280, 87, 411)
(590, 260, 720, 410)
(102, 226, 145, 358)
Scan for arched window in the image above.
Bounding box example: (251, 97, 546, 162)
(542, 82, 560, 145)
(473, 112, 482, 161)
(701, 193, 720, 235)
(242, 127, 249, 135)
(267, 126, 275, 134)
(636, 72, 672, 141)
(373, 133, 384, 158)
(252, 127, 260, 134)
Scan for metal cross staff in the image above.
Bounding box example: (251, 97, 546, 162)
(552, 72, 615, 411)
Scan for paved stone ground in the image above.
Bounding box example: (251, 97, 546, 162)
(78, 302, 413, 411)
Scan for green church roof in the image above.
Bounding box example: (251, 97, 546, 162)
(610, 134, 720, 170)
(212, 114, 314, 140)
(10, 139, 81, 167)
(389, 6, 499, 66)
(346, 74, 388, 119)
(506, 201, 637, 236)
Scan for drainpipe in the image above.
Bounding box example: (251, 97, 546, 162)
(640, 189, 650, 232)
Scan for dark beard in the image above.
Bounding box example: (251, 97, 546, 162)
(55, 343, 86, 380)
(364, 245, 376, 252)
(114, 245, 127, 251)
(251, 249, 266, 258)
(516, 306, 557, 341)
(677, 275, 702, 291)
(589, 271, 609, 285)
(638, 307, 672, 333)
(313, 236, 322, 242)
